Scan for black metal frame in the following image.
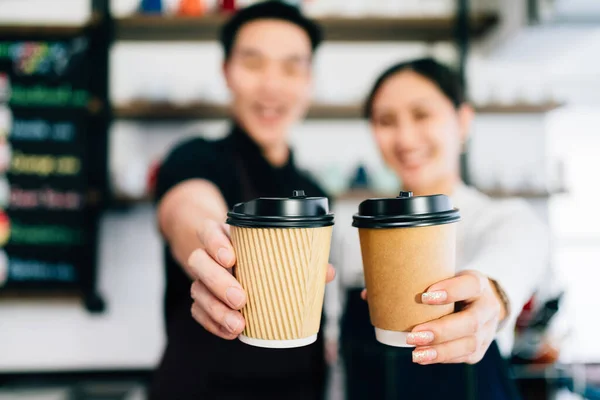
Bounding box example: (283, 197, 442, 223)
(79, 0, 111, 313)
(455, 0, 471, 185)
(456, 0, 470, 90)
(527, 0, 541, 25)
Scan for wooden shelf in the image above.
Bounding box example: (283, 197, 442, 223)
(476, 102, 563, 114)
(335, 188, 568, 200)
(0, 18, 98, 37)
(115, 101, 230, 120)
(114, 101, 362, 120)
(481, 188, 568, 199)
(114, 101, 563, 121)
(115, 13, 499, 42)
(321, 14, 498, 42)
(0, 25, 86, 37)
(0, 289, 81, 301)
(306, 103, 363, 119)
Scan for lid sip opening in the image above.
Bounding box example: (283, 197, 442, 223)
(292, 190, 307, 198)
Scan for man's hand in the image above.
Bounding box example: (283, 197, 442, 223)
(189, 219, 336, 340)
(190, 220, 245, 340)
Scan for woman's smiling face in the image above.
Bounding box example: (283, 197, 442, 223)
(370, 70, 471, 194)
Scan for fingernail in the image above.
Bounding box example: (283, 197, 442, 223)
(226, 286, 245, 308)
(224, 312, 241, 333)
(421, 291, 447, 303)
(407, 331, 434, 345)
(413, 348, 437, 363)
(217, 247, 234, 267)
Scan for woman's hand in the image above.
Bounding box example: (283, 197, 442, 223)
(361, 270, 507, 364)
(189, 219, 336, 340)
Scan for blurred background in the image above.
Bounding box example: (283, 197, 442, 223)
(0, 0, 599, 399)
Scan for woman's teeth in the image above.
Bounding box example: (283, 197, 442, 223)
(257, 106, 282, 119)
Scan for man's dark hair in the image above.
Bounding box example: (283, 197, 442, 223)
(219, 1, 323, 61)
(364, 58, 466, 119)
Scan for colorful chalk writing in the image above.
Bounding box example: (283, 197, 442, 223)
(10, 85, 88, 108)
(11, 120, 76, 142)
(10, 151, 81, 176)
(9, 186, 83, 210)
(0, 38, 88, 77)
(0, 212, 10, 247)
(9, 221, 82, 245)
(0, 44, 9, 59)
(9, 257, 76, 282)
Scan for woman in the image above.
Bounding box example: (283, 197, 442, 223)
(329, 58, 549, 399)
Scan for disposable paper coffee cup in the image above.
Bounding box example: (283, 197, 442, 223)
(353, 191, 460, 347)
(227, 190, 334, 349)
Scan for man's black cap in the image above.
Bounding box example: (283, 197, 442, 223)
(220, 1, 323, 59)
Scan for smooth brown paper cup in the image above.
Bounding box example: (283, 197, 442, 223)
(359, 223, 457, 347)
(230, 225, 333, 349)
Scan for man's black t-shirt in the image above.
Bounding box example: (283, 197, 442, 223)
(150, 124, 328, 400)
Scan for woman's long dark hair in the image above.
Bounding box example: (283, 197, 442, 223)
(364, 58, 466, 119)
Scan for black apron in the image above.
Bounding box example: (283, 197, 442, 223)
(341, 288, 521, 400)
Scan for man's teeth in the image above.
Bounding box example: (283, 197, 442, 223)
(257, 106, 281, 118)
(263, 109, 278, 118)
(401, 151, 427, 165)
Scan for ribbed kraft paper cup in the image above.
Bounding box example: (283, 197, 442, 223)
(227, 190, 334, 349)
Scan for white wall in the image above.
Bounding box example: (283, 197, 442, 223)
(0, 0, 90, 24)
(548, 107, 600, 238)
(0, 205, 165, 372)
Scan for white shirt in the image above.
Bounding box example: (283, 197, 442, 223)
(325, 183, 550, 355)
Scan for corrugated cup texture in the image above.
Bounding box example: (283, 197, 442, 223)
(231, 226, 333, 340)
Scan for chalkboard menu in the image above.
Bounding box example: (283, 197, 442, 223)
(0, 34, 97, 300)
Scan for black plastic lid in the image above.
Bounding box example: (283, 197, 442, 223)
(227, 190, 334, 228)
(352, 191, 460, 229)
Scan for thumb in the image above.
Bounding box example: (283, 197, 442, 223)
(197, 219, 236, 268)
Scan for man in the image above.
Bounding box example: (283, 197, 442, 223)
(150, 2, 334, 399)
